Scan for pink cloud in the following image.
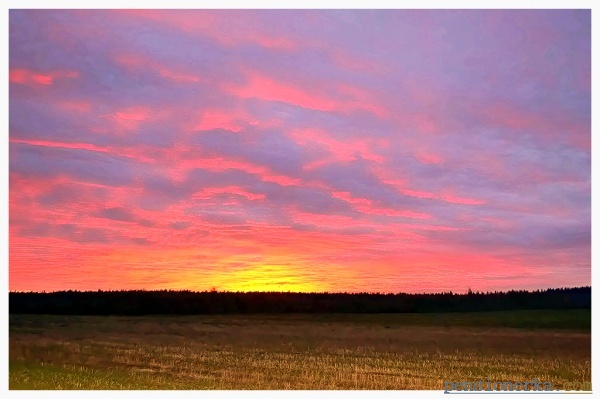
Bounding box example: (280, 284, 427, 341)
(107, 106, 151, 131)
(288, 208, 363, 230)
(331, 191, 432, 220)
(290, 128, 385, 168)
(113, 52, 202, 84)
(10, 68, 79, 86)
(330, 191, 372, 207)
(226, 69, 388, 117)
(226, 70, 337, 112)
(440, 193, 486, 205)
(192, 186, 266, 202)
(177, 156, 302, 187)
(192, 109, 247, 133)
(415, 151, 444, 164)
(157, 67, 201, 84)
(401, 188, 485, 206)
(10, 138, 158, 164)
(117, 10, 299, 51)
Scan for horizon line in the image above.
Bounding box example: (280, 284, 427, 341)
(8, 285, 591, 296)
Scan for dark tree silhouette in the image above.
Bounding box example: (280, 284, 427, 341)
(8, 287, 591, 315)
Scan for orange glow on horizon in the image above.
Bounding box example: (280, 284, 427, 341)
(180, 264, 330, 293)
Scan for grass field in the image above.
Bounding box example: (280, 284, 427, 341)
(9, 310, 591, 390)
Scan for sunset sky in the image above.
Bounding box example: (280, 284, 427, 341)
(9, 9, 590, 293)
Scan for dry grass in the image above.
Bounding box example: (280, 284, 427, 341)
(9, 312, 591, 390)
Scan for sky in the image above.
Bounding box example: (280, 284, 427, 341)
(8, 9, 591, 293)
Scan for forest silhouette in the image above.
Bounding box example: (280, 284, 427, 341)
(9, 286, 590, 315)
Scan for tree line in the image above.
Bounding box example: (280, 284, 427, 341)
(8, 286, 590, 315)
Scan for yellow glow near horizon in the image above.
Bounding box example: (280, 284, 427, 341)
(209, 264, 327, 293)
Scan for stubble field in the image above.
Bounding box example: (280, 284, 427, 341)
(9, 310, 591, 390)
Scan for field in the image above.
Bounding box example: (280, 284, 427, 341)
(9, 310, 591, 390)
